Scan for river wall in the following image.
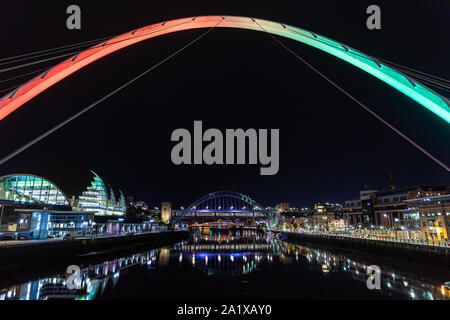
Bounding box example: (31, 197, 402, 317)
(281, 231, 450, 270)
(0, 231, 188, 271)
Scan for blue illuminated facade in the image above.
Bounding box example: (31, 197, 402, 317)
(16, 209, 95, 239)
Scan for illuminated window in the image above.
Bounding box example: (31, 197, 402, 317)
(0, 174, 69, 206)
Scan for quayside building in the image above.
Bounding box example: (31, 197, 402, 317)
(0, 174, 93, 239)
(73, 171, 125, 216)
(0, 171, 127, 240)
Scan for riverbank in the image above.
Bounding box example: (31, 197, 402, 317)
(278, 231, 450, 270)
(2, 229, 450, 300)
(0, 230, 188, 286)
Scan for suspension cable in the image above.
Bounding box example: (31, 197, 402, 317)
(253, 19, 449, 173)
(0, 18, 225, 167)
(285, 27, 450, 90)
(0, 18, 195, 76)
(0, 39, 105, 68)
(0, 67, 49, 85)
(0, 35, 113, 63)
(0, 52, 78, 75)
(376, 57, 450, 84)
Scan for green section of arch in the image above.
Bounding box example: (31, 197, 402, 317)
(246, 17, 450, 123)
(1, 16, 449, 124)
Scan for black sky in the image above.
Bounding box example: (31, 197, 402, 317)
(0, 0, 449, 208)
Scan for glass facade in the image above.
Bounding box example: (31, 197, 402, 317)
(77, 171, 125, 216)
(16, 210, 94, 239)
(78, 171, 109, 215)
(0, 175, 69, 206)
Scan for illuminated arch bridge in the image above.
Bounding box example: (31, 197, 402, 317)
(0, 16, 449, 123)
(172, 190, 277, 222)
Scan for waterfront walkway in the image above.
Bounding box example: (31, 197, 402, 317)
(0, 230, 176, 248)
(268, 229, 450, 248)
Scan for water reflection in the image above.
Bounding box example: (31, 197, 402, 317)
(0, 248, 159, 300)
(177, 230, 268, 277)
(277, 241, 449, 300)
(1, 230, 449, 300)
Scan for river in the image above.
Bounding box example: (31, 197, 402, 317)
(1, 229, 449, 300)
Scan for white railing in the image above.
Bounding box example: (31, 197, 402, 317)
(268, 229, 449, 248)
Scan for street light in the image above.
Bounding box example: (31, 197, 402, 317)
(0, 205, 4, 245)
(0, 205, 4, 231)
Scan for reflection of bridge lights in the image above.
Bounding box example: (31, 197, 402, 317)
(179, 253, 183, 263)
(86, 279, 92, 293)
(218, 255, 221, 262)
(230, 255, 234, 262)
(192, 255, 196, 265)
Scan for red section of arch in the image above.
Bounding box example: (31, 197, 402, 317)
(0, 16, 252, 120)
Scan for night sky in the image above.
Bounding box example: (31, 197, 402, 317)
(0, 0, 449, 208)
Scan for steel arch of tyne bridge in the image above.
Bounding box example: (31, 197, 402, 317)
(187, 190, 265, 211)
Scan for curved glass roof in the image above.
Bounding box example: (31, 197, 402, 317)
(0, 174, 69, 206)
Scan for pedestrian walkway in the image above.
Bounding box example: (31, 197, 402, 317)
(270, 229, 450, 248)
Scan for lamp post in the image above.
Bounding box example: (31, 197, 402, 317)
(0, 205, 4, 231)
(0, 205, 4, 245)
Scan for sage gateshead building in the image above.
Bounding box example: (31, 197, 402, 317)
(75, 171, 126, 216)
(0, 174, 94, 240)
